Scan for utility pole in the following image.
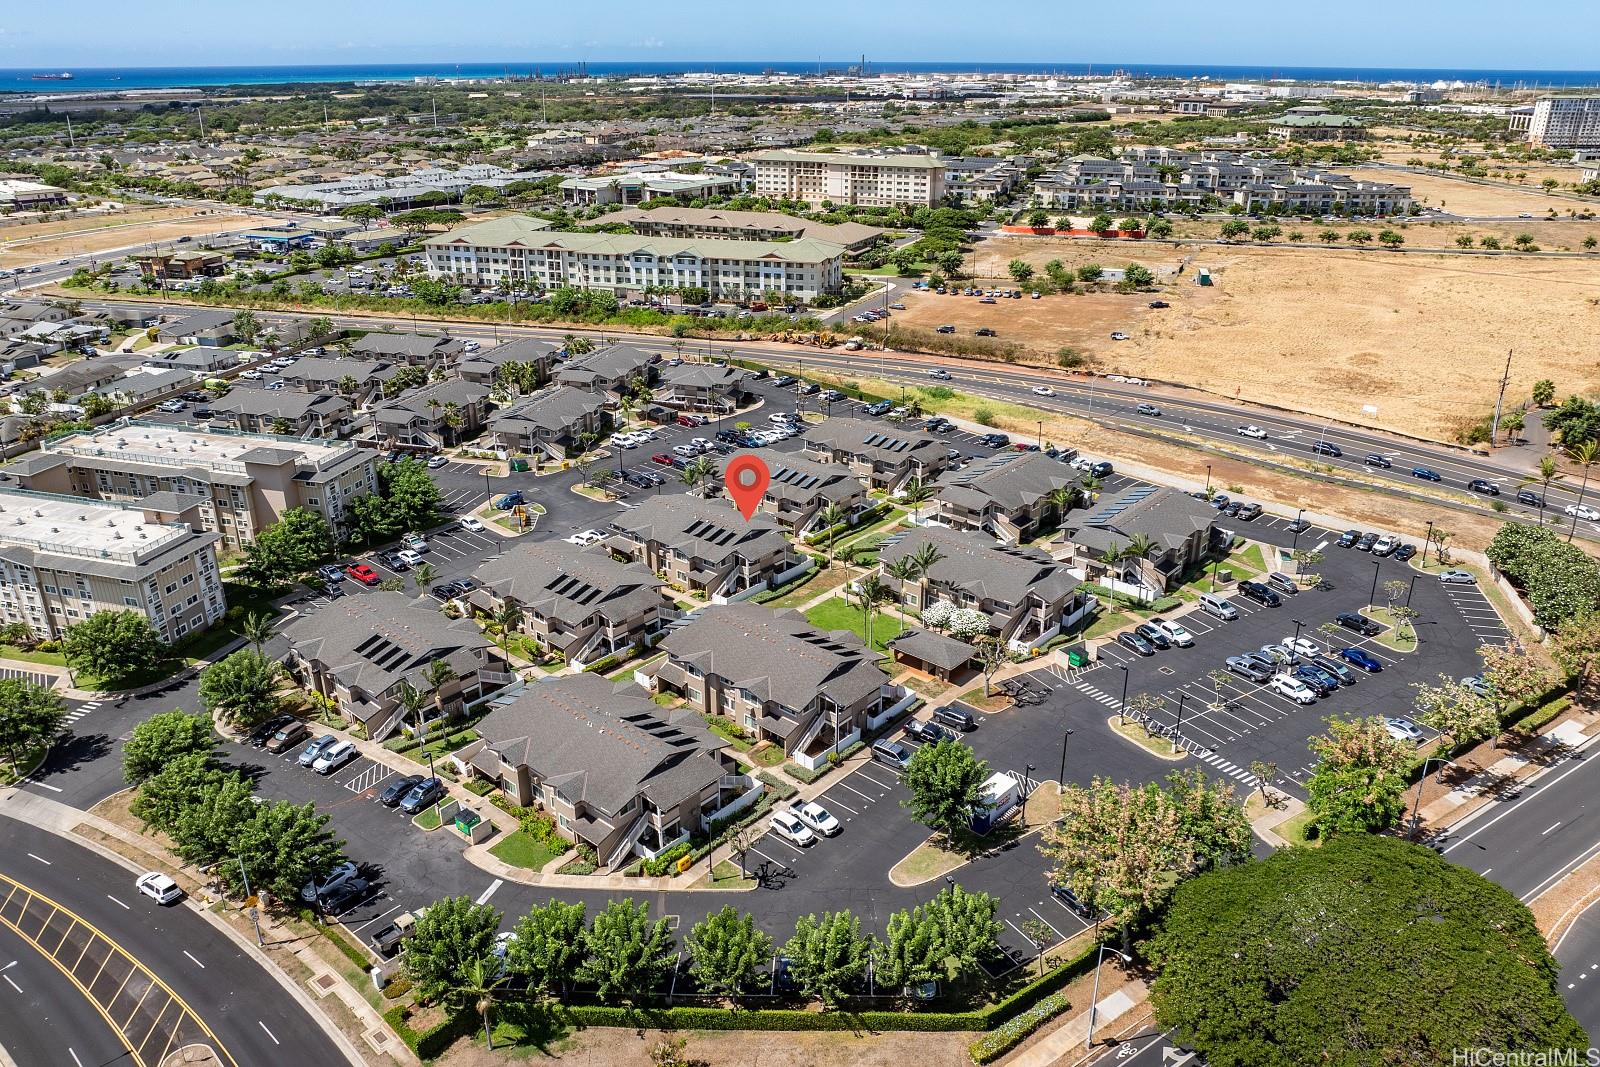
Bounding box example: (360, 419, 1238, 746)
(65, 111, 75, 150)
(1489, 349, 1514, 447)
(238, 856, 264, 946)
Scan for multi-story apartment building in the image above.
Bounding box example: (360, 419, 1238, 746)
(1, 421, 378, 548)
(605, 207, 884, 254)
(653, 602, 904, 771)
(716, 452, 867, 534)
(0, 488, 225, 643)
(488, 386, 612, 462)
(933, 451, 1084, 544)
(750, 150, 947, 206)
(605, 494, 801, 602)
(206, 388, 353, 439)
(424, 217, 844, 300)
(469, 541, 668, 669)
(1520, 97, 1600, 149)
(368, 378, 493, 452)
(559, 170, 741, 206)
(800, 417, 951, 492)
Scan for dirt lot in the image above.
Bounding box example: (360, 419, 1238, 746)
(1345, 168, 1568, 216)
(0, 209, 273, 269)
(942, 235, 1600, 440)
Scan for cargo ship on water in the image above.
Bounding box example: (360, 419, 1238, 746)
(30, 72, 74, 81)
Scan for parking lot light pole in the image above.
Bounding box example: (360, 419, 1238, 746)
(1369, 560, 1382, 606)
(1117, 665, 1130, 725)
(1409, 758, 1457, 840)
(1291, 509, 1306, 553)
(1291, 619, 1304, 646)
(1057, 729, 1074, 794)
(1085, 945, 1134, 1048)
(1424, 520, 1435, 563)
(1173, 693, 1186, 741)
(1204, 464, 1212, 494)
(1405, 574, 1420, 608)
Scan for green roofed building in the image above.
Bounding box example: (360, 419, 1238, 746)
(1266, 113, 1368, 141)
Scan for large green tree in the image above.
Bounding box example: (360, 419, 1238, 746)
(875, 885, 1001, 991)
(686, 905, 773, 996)
(1305, 716, 1414, 835)
(198, 649, 283, 728)
(123, 709, 217, 784)
(782, 911, 874, 1008)
(576, 899, 677, 1002)
(62, 610, 167, 686)
(0, 677, 66, 771)
(505, 899, 587, 995)
(402, 896, 504, 1004)
(1147, 835, 1587, 1066)
(131, 752, 226, 835)
(244, 507, 335, 584)
(171, 770, 258, 867)
(219, 799, 345, 903)
(902, 738, 991, 842)
(1040, 770, 1251, 940)
(381, 457, 445, 535)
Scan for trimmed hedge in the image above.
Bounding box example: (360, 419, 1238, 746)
(970, 989, 1070, 1063)
(383, 1004, 480, 1059)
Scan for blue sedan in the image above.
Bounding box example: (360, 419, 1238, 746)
(1338, 647, 1384, 673)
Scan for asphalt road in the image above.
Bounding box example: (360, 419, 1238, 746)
(0, 921, 133, 1067)
(0, 818, 355, 1067)
(1437, 742, 1600, 903)
(55, 295, 1597, 545)
(1555, 901, 1600, 1042)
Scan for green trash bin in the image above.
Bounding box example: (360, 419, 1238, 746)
(509, 458, 530, 473)
(1066, 649, 1087, 668)
(454, 811, 482, 835)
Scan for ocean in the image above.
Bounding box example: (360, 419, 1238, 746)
(3, 61, 1600, 95)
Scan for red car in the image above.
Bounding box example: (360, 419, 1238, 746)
(344, 563, 381, 586)
(676, 415, 697, 427)
(651, 452, 673, 465)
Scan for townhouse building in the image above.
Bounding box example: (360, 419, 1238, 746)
(653, 363, 754, 414)
(718, 452, 868, 535)
(653, 602, 904, 771)
(207, 388, 353, 438)
(800, 417, 950, 492)
(424, 217, 845, 301)
(878, 527, 1094, 652)
(347, 332, 465, 368)
(276, 356, 403, 405)
(1066, 485, 1226, 598)
(278, 591, 504, 740)
(457, 338, 557, 390)
(368, 378, 493, 452)
(750, 150, 947, 206)
(468, 541, 668, 669)
(156, 310, 236, 347)
(461, 674, 758, 867)
(1, 421, 379, 548)
(487, 386, 612, 462)
(0, 488, 225, 643)
(933, 451, 1085, 544)
(604, 494, 800, 602)
(554, 344, 658, 399)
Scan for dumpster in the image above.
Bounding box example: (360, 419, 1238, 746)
(454, 810, 482, 836)
(1066, 649, 1088, 668)
(509, 458, 530, 472)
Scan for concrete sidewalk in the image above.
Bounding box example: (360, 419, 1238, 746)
(1006, 979, 1148, 1067)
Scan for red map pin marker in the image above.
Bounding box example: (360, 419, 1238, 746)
(725, 453, 770, 521)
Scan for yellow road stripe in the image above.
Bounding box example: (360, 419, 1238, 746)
(119, 977, 155, 1029)
(0, 872, 239, 1067)
(49, 915, 76, 956)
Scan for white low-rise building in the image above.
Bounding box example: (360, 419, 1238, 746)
(751, 149, 947, 206)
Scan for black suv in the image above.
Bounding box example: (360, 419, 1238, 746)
(904, 719, 954, 745)
(1238, 581, 1282, 607)
(1336, 612, 1383, 636)
(248, 713, 297, 747)
(1312, 440, 1343, 457)
(1355, 532, 1379, 551)
(980, 433, 1011, 448)
(1517, 488, 1545, 507)
(1337, 529, 1360, 547)
(1364, 453, 1392, 469)
(1467, 479, 1500, 496)
(1134, 623, 1171, 650)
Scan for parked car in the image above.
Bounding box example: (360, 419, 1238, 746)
(380, 774, 426, 807)
(344, 563, 380, 585)
(793, 801, 841, 836)
(1355, 532, 1378, 552)
(1268, 675, 1318, 705)
(458, 517, 485, 532)
(1226, 656, 1273, 683)
(399, 777, 447, 815)
(427, 455, 448, 470)
(1336, 612, 1383, 636)
(402, 532, 428, 553)
(378, 551, 410, 571)
(1285, 636, 1321, 659)
(1235, 502, 1263, 521)
(1285, 517, 1312, 534)
(1392, 543, 1417, 563)
(1134, 622, 1171, 650)
(1110, 331, 1129, 341)
(871, 739, 913, 770)
(905, 719, 953, 745)
(1461, 674, 1494, 698)
(1310, 655, 1357, 686)
(1117, 630, 1157, 657)
(1152, 619, 1195, 647)
(312, 740, 358, 775)
(1258, 643, 1297, 667)
(1339, 647, 1384, 673)
(1293, 664, 1340, 696)
(1438, 569, 1477, 584)
(265, 720, 310, 753)
(1266, 572, 1300, 595)
(493, 491, 524, 510)
(248, 713, 297, 747)
(1371, 535, 1399, 557)
(298, 734, 339, 767)
(372, 912, 419, 958)
(1238, 581, 1281, 607)
(770, 810, 817, 847)
(315, 564, 346, 583)
(1385, 717, 1426, 743)
(135, 872, 183, 905)
(300, 861, 360, 903)
(1337, 529, 1361, 548)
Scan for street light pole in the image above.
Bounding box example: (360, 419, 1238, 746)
(1369, 559, 1382, 606)
(237, 855, 264, 946)
(1409, 758, 1456, 840)
(1085, 944, 1133, 1048)
(1405, 574, 1419, 608)
(1424, 520, 1435, 564)
(1173, 692, 1186, 741)
(1057, 728, 1074, 794)
(1117, 665, 1130, 725)
(1204, 464, 1212, 494)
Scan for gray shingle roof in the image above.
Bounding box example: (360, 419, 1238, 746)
(937, 451, 1082, 512)
(473, 541, 661, 629)
(609, 494, 788, 569)
(555, 344, 656, 389)
(1079, 486, 1218, 551)
(349, 333, 461, 360)
(210, 388, 349, 419)
(881, 527, 1080, 607)
(488, 385, 605, 436)
(802, 417, 946, 467)
(475, 673, 725, 816)
(660, 603, 885, 712)
(889, 628, 975, 671)
(280, 590, 490, 696)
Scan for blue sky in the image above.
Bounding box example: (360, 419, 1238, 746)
(6, 0, 1598, 70)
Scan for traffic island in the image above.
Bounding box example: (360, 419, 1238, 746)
(1106, 716, 1189, 760)
(1360, 606, 1419, 652)
(889, 786, 1060, 887)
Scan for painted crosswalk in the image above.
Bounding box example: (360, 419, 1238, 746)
(63, 699, 102, 725)
(1073, 681, 1123, 711)
(1184, 743, 1260, 787)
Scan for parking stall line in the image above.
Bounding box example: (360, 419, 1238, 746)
(818, 793, 859, 815)
(850, 768, 898, 792)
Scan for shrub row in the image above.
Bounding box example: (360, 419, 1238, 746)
(641, 842, 693, 876)
(969, 990, 1071, 1063)
(383, 1003, 480, 1060)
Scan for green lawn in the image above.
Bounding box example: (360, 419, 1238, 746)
(1083, 610, 1135, 641)
(1225, 543, 1268, 575)
(412, 807, 442, 830)
(1364, 607, 1419, 652)
(0, 644, 67, 667)
(488, 830, 562, 871)
(804, 597, 904, 652)
(757, 564, 852, 610)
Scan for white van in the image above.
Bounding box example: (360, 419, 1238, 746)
(1198, 592, 1238, 621)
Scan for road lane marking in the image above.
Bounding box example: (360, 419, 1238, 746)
(1544, 821, 1562, 835)
(475, 879, 503, 905)
(106, 895, 130, 910)
(183, 950, 205, 969)
(26, 853, 50, 865)
(2, 973, 19, 993)
(258, 1021, 280, 1045)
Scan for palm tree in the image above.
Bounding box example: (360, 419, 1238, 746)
(1522, 455, 1563, 525)
(399, 681, 428, 744)
(240, 611, 276, 654)
(680, 455, 716, 497)
(413, 561, 437, 592)
(460, 955, 510, 1050)
(1045, 486, 1075, 524)
(885, 556, 920, 605)
(908, 542, 945, 611)
(817, 503, 848, 563)
(1123, 533, 1155, 562)
(424, 658, 459, 718)
(1077, 474, 1103, 506)
(900, 477, 934, 506)
(856, 575, 890, 651)
(1566, 439, 1600, 542)
(493, 600, 521, 664)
